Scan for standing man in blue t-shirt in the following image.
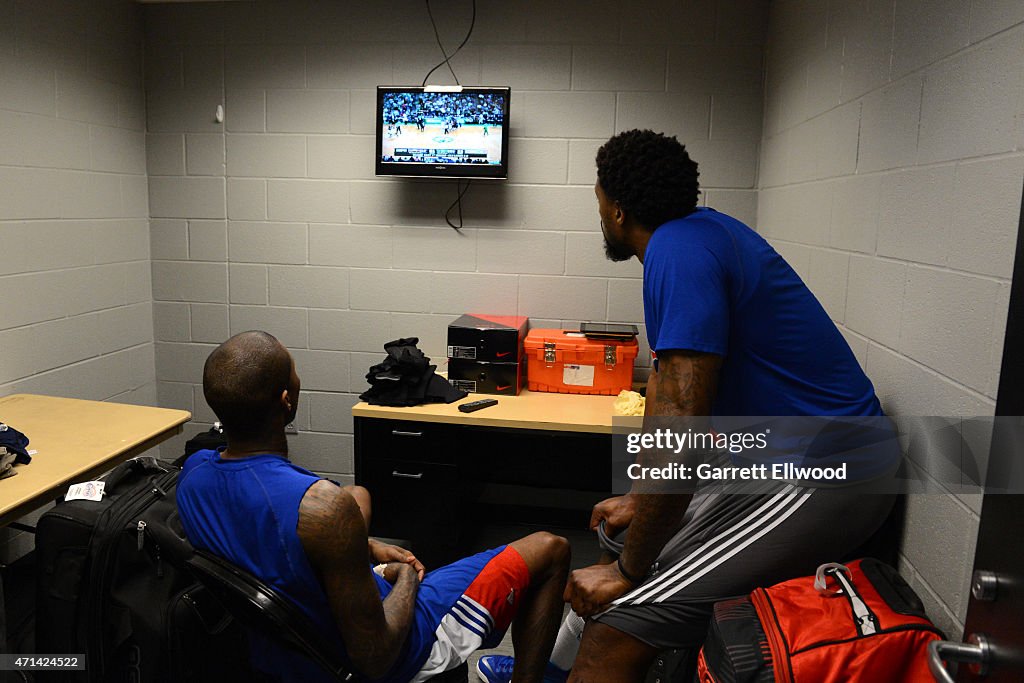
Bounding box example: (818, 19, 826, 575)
(477, 130, 898, 683)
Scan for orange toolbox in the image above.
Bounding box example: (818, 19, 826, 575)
(523, 329, 638, 395)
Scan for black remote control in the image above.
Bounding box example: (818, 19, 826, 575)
(458, 398, 499, 413)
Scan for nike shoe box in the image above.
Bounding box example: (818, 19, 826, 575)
(447, 314, 529, 362)
(447, 314, 529, 396)
(447, 355, 525, 396)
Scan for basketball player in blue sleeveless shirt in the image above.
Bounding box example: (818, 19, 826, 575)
(177, 331, 570, 682)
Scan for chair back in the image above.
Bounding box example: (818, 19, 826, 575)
(185, 549, 469, 682)
(185, 549, 358, 682)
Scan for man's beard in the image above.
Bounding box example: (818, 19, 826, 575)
(602, 220, 634, 262)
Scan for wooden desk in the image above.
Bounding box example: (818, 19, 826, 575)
(0, 394, 191, 528)
(352, 388, 618, 433)
(353, 390, 618, 566)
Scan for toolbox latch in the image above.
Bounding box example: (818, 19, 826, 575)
(604, 345, 617, 367)
(544, 342, 556, 363)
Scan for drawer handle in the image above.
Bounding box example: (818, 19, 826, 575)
(391, 430, 423, 437)
(392, 471, 424, 480)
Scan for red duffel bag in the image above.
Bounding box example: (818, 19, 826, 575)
(697, 558, 945, 683)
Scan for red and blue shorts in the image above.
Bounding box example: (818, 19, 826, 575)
(398, 545, 530, 682)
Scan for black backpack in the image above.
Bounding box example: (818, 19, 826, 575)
(35, 457, 249, 682)
(176, 424, 227, 468)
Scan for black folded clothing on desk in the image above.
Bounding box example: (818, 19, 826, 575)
(360, 337, 467, 407)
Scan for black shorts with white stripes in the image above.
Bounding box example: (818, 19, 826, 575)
(593, 480, 896, 650)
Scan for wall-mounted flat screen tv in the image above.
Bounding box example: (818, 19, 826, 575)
(376, 85, 511, 179)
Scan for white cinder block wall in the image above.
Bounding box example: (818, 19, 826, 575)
(143, 0, 768, 481)
(759, 1, 1024, 638)
(3, 0, 1011, 638)
(0, 0, 154, 561)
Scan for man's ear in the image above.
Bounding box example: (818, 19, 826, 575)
(281, 388, 292, 412)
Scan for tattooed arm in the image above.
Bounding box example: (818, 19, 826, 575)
(297, 480, 418, 678)
(645, 349, 721, 417)
(617, 350, 722, 580)
(565, 349, 722, 617)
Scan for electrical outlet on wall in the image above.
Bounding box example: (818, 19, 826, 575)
(285, 422, 298, 435)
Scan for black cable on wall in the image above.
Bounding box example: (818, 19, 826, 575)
(422, 0, 478, 231)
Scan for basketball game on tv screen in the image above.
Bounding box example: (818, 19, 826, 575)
(380, 91, 506, 166)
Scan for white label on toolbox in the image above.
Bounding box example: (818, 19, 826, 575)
(563, 364, 595, 387)
(451, 379, 477, 392)
(66, 480, 106, 502)
(448, 345, 477, 360)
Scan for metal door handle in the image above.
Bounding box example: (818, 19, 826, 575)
(929, 634, 991, 682)
(391, 430, 423, 437)
(392, 471, 424, 479)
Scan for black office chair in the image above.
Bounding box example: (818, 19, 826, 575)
(185, 550, 468, 683)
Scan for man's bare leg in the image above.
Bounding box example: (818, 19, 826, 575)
(545, 548, 619, 671)
(567, 622, 657, 683)
(506, 532, 571, 683)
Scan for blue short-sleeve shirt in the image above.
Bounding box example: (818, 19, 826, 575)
(643, 207, 883, 418)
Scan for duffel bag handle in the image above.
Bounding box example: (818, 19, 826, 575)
(104, 455, 167, 492)
(814, 562, 852, 595)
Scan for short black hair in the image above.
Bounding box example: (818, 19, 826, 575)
(596, 129, 700, 229)
(203, 331, 292, 438)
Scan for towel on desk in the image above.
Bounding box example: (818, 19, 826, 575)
(0, 448, 18, 479)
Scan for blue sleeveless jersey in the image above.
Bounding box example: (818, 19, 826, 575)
(176, 450, 397, 681)
(176, 449, 505, 682)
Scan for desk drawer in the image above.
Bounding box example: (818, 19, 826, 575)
(355, 418, 456, 465)
(463, 429, 611, 492)
(361, 458, 458, 552)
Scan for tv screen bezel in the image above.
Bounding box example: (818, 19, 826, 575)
(375, 85, 511, 180)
